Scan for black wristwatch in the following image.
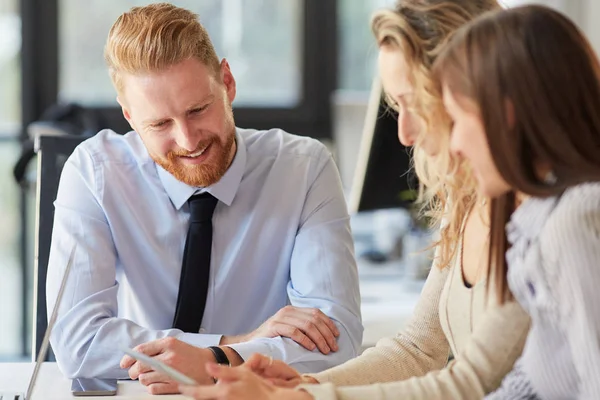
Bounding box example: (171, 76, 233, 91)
(207, 346, 230, 383)
(208, 346, 230, 365)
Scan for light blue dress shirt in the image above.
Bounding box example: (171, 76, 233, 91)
(46, 127, 363, 379)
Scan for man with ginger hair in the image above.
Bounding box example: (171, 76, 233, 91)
(46, 2, 362, 395)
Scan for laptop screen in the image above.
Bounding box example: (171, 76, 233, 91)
(24, 243, 77, 399)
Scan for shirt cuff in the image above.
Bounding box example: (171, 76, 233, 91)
(225, 339, 275, 362)
(177, 333, 223, 348)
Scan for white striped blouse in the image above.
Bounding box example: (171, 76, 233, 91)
(505, 182, 600, 399)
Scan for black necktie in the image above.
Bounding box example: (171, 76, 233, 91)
(172, 193, 219, 332)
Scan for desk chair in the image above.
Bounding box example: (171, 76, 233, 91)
(32, 134, 89, 361)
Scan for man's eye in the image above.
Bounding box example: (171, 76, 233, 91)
(189, 106, 208, 115)
(152, 121, 169, 128)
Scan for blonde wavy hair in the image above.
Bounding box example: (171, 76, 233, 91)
(371, 0, 500, 269)
(104, 3, 221, 94)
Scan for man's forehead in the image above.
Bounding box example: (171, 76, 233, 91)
(120, 68, 218, 119)
(121, 59, 218, 92)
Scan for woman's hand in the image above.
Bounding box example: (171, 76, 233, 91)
(179, 362, 314, 400)
(244, 353, 319, 388)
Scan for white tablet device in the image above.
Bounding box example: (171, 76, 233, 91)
(120, 347, 198, 386)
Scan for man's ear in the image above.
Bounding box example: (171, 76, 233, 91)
(219, 58, 237, 104)
(117, 96, 134, 130)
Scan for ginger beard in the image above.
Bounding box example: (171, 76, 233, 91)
(153, 123, 236, 188)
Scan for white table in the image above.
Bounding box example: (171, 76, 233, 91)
(0, 363, 190, 399)
(358, 262, 424, 349)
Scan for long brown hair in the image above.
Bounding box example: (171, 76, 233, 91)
(371, 0, 501, 271)
(434, 5, 600, 302)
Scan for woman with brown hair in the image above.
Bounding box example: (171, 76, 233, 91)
(178, 1, 533, 399)
(437, 5, 600, 398)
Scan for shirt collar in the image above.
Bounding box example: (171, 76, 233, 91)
(157, 129, 247, 210)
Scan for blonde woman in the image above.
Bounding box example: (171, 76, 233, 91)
(179, 1, 533, 399)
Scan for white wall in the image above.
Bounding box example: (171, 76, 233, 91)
(503, 0, 599, 54)
(580, 0, 600, 56)
(332, 92, 370, 191)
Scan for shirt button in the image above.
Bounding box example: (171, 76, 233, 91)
(199, 327, 206, 333)
(526, 281, 536, 296)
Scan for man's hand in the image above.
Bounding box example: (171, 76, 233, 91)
(179, 362, 314, 400)
(120, 337, 216, 395)
(221, 306, 340, 354)
(244, 353, 318, 388)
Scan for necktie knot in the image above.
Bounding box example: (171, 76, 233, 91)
(189, 193, 218, 223)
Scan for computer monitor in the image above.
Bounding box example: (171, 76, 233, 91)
(348, 77, 417, 214)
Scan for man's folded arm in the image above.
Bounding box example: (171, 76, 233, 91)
(227, 147, 363, 373)
(226, 309, 361, 373)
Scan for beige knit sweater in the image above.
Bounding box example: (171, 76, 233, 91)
(299, 242, 530, 400)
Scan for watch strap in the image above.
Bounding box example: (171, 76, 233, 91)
(208, 346, 230, 366)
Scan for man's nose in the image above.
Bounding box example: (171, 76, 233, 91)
(174, 121, 197, 152)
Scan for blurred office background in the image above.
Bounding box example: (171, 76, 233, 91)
(0, 0, 595, 360)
